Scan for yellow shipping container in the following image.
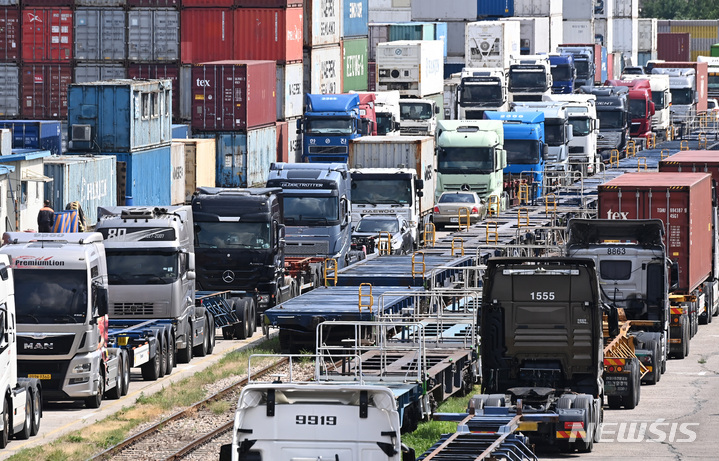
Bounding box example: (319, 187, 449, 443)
(173, 138, 217, 203)
(670, 25, 718, 40)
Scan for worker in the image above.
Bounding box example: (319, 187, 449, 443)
(37, 200, 55, 233)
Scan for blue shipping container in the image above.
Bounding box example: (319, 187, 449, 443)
(477, 0, 514, 18)
(0, 120, 62, 156)
(67, 79, 172, 153)
(43, 155, 117, 226)
(434, 22, 448, 58)
(389, 22, 435, 42)
(195, 125, 277, 188)
(172, 124, 189, 139)
(444, 62, 464, 79)
(342, 0, 368, 38)
(96, 145, 171, 206)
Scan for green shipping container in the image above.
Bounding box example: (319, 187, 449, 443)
(342, 37, 368, 92)
(712, 43, 719, 57)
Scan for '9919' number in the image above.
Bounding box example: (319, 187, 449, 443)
(530, 291, 555, 300)
(296, 415, 337, 425)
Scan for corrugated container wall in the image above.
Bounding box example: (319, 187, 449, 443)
(368, 60, 376, 91)
(287, 118, 302, 162)
(0, 64, 19, 117)
(613, 18, 638, 64)
(368, 23, 390, 62)
(659, 150, 719, 202)
(128, 8, 179, 62)
(43, 155, 117, 226)
(369, 7, 410, 24)
(100, 146, 171, 205)
(181, 8, 233, 64)
(127, 0, 179, 6)
(638, 18, 658, 53)
(0, 7, 19, 61)
(594, 0, 613, 18)
(465, 21, 520, 69)
(127, 63, 180, 122)
(191, 60, 276, 132)
(613, 0, 638, 18)
(657, 33, 690, 62)
(235, 0, 300, 6)
(21, 7, 73, 62)
(550, 15, 563, 54)
(434, 22, 447, 57)
(66, 79, 173, 152)
(74, 8, 126, 61)
(0, 120, 61, 155)
(174, 137, 216, 202)
(595, 18, 612, 52)
(233, 8, 303, 63)
(342, 37, 368, 92)
(411, 0, 477, 21)
(389, 22, 434, 42)
(183, 0, 233, 6)
(20, 64, 72, 119)
(74, 1, 127, 5)
(637, 51, 652, 67)
(563, 0, 593, 20)
(446, 21, 465, 57)
(74, 64, 126, 83)
(503, 17, 550, 55)
(303, 45, 342, 95)
(348, 135, 434, 170)
(304, 0, 341, 47)
(171, 123, 188, 138)
(276, 63, 304, 121)
(170, 141, 185, 205)
(514, 0, 562, 17)
(563, 20, 595, 45)
(658, 20, 719, 62)
(0, 129, 10, 155)
(342, 0, 368, 38)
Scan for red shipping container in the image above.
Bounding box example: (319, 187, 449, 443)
(659, 150, 719, 202)
(182, 0, 233, 7)
(22, 0, 73, 5)
(598, 172, 712, 295)
(235, 1, 303, 7)
(276, 120, 289, 162)
(233, 7, 303, 63)
(657, 33, 690, 62)
(181, 8, 233, 64)
(127, 0, 179, 6)
(21, 7, 73, 62)
(127, 63, 181, 122)
(191, 60, 276, 131)
(20, 63, 72, 119)
(0, 8, 20, 62)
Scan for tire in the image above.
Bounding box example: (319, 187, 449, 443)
(624, 361, 640, 410)
(233, 299, 248, 340)
(643, 340, 661, 385)
(607, 395, 622, 410)
(105, 357, 123, 400)
(485, 394, 505, 407)
(0, 398, 9, 448)
(206, 315, 216, 355)
(194, 317, 209, 357)
(29, 388, 41, 436)
(141, 344, 161, 381)
(177, 323, 194, 364)
(684, 321, 691, 357)
(120, 352, 130, 396)
(85, 372, 104, 409)
(573, 395, 594, 453)
(248, 300, 257, 336)
(157, 338, 167, 378)
(16, 391, 32, 440)
(165, 333, 175, 376)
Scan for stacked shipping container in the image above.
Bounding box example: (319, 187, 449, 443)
(341, 0, 369, 93)
(658, 20, 719, 62)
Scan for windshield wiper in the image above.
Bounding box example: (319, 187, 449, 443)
(135, 274, 167, 284)
(18, 313, 40, 324)
(53, 314, 79, 324)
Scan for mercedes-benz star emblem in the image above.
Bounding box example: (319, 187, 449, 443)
(222, 270, 235, 283)
(461, 184, 471, 191)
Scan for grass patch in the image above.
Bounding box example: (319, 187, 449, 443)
(6, 338, 281, 461)
(698, 356, 707, 364)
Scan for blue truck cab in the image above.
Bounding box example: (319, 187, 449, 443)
(298, 94, 363, 163)
(484, 111, 548, 202)
(549, 53, 576, 94)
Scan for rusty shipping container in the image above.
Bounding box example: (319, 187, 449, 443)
(191, 60, 276, 131)
(304, 0, 341, 47)
(21, 7, 73, 62)
(74, 7, 126, 62)
(0, 7, 19, 61)
(233, 7, 303, 63)
(598, 172, 712, 295)
(657, 33, 690, 62)
(172, 137, 216, 202)
(127, 63, 180, 121)
(20, 63, 72, 119)
(181, 8, 233, 64)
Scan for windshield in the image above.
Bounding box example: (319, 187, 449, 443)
(629, 99, 646, 118)
(356, 219, 399, 233)
(504, 139, 541, 164)
(569, 117, 591, 136)
(195, 222, 271, 249)
(351, 178, 412, 205)
(509, 69, 547, 89)
(597, 110, 624, 129)
(439, 193, 476, 204)
(14, 270, 87, 324)
(460, 83, 503, 104)
(437, 147, 495, 174)
(709, 75, 719, 92)
(400, 102, 433, 120)
(574, 60, 590, 78)
(106, 249, 179, 285)
(544, 121, 565, 145)
(283, 196, 339, 224)
(670, 88, 693, 105)
(376, 113, 393, 135)
(305, 118, 353, 135)
(652, 91, 666, 110)
(551, 64, 573, 81)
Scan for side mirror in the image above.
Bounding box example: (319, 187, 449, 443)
(188, 252, 196, 272)
(566, 126, 574, 141)
(650, 101, 656, 116)
(296, 118, 303, 134)
(187, 270, 196, 281)
(434, 105, 440, 114)
(96, 285, 109, 317)
(278, 238, 286, 248)
(542, 144, 549, 160)
(414, 178, 424, 191)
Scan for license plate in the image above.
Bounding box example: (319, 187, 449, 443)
(450, 217, 458, 223)
(28, 374, 51, 380)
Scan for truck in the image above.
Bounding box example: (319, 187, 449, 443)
(477, 257, 603, 452)
(606, 79, 656, 140)
(621, 73, 672, 138)
(0, 232, 127, 409)
(697, 56, 719, 100)
(357, 93, 377, 136)
(484, 111, 548, 203)
(549, 53, 576, 94)
(507, 54, 553, 102)
(266, 163, 362, 270)
(464, 20, 520, 70)
(398, 95, 442, 136)
(557, 44, 603, 88)
(376, 40, 444, 99)
(95, 206, 214, 374)
(434, 120, 507, 212)
(298, 93, 363, 163)
(650, 62, 709, 136)
(580, 85, 630, 161)
(348, 136, 435, 246)
(544, 93, 601, 176)
(374, 90, 401, 135)
(0, 255, 42, 448)
(457, 67, 509, 120)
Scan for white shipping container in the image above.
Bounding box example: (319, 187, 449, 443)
(276, 63, 303, 121)
(563, 20, 595, 44)
(563, 0, 594, 21)
(613, 0, 638, 18)
(638, 18, 657, 53)
(369, 23, 391, 61)
(286, 117, 302, 163)
(179, 65, 191, 122)
(411, 0, 477, 21)
(594, 0, 613, 19)
(305, 0, 341, 47)
(595, 18, 613, 53)
(0, 129, 10, 156)
(376, 40, 444, 98)
(502, 17, 550, 55)
(368, 8, 411, 23)
(304, 44, 342, 95)
(170, 141, 186, 205)
(613, 18, 638, 64)
(514, 0, 562, 17)
(465, 21, 520, 70)
(446, 20, 466, 57)
(550, 15, 563, 53)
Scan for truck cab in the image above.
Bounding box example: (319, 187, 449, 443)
(399, 97, 441, 136)
(508, 55, 553, 102)
(512, 102, 574, 177)
(557, 44, 601, 88)
(545, 93, 601, 176)
(606, 79, 655, 140)
(457, 67, 508, 120)
(622, 73, 672, 136)
(698, 55, 719, 100)
(580, 85, 629, 161)
(651, 67, 701, 135)
(352, 92, 377, 136)
(299, 94, 362, 163)
(373, 90, 401, 135)
(549, 53, 576, 94)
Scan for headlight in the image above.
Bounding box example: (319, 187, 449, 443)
(73, 362, 92, 374)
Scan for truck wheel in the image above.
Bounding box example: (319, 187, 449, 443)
(206, 315, 216, 355)
(159, 338, 168, 378)
(248, 299, 257, 335)
(643, 340, 661, 385)
(141, 345, 161, 381)
(573, 395, 594, 453)
(106, 356, 123, 400)
(0, 397, 9, 448)
(16, 391, 33, 440)
(165, 333, 175, 376)
(85, 372, 104, 409)
(684, 321, 691, 357)
(233, 299, 249, 340)
(120, 352, 130, 396)
(607, 395, 622, 410)
(624, 361, 640, 410)
(30, 387, 41, 436)
(485, 394, 505, 407)
(194, 317, 209, 357)
(177, 324, 194, 364)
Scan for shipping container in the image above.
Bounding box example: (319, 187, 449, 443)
(75, 0, 126, 5)
(446, 20, 465, 57)
(20, 63, 72, 119)
(179, 65, 192, 120)
(443, 61, 464, 79)
(235, 0, 301, 6)
(660, 150, 719, 203)
(43, 155, 117, 226)
(637, 51, 652, 68)
(127, 0, 178, 6)
(0, 64, 19, 117)
(368, 60, 376, 91)
(434, 22, 447, 57)
(712, 44, 719, 57)
(66, 79, 172, 152)
(638, 18, 657, 53)
(128, 8, 179, 62)
(657, 33, 690, 62)
(562, 0, 594, 21)
(550, 15, 563, 54)
(342, 37, 368, 92)
(21, 7, 72, 62)
(172, 137, 216, 202)
(595, 18, 612, 51)
(303, 44, 342, 95)
(183, 0, 233, 6)
(598, 172, 712, 295)
(286, 117, 302, 162)
(0, 7, 19, 61)
(170, 141, 185, 205)
(22, 0, 73, 5)
(368, 8, 410, 24)
(276, 62, 303, 121)
(233, 7, 303, 63)
(478, 0, 513, 18)
(613, 0, 638, 18)
(73, 63, 126, 83)
(0, 0, 17, 5)
(377, 40, 444, 98)
(0, 120, 61, 155)
(0, 129, 10, 155)
(304, 0, 341, 47)
(502, 17, 550, 55)
(368, 23, 390, 61)
(127, 63, 180, 122)
(613, 18, 638, 65)
(191, 60, 276, 131)
(275, 120, 288, 162)
(658, 20, 719, 62)
(181, 8, 233, 64)
(563, 20, 595, 44)
(96, 145, 171, 206)
(389, 22, 434, 42)
(171, 123, 188, 138)
(74, 8, 126, 62)
(195, 125, 277, 188)
(342, 0, 368, 38)
(464, 20, 520, 69)
(514, 0, 562, 17)
(411, 0, 477, 21)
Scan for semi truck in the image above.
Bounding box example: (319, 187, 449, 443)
(299, 93, 363, 163)
(374, 90, 401, 135)
(580, 86, 630, 161)
(398, 95, 442, 136)
(464, 20, 520, 70)
(545, 94, 601, 176)
(606, 79, 656, 140)
(621, 73, 672, 138)
(507, 54, 553, 102)
(434, 120, 507, 212)
(550, 53, 576, 94)
(650, 62, 709, 136)
(457, 67, 509, 120)
(557, 44, 603, 88)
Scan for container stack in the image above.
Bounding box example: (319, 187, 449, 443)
(611, 0, 638, 68)
(341, 0, 369, 93)
(638, 18, 658, 66)
(507, 0, 563, 55)
(562, 0, 594, 45)
(0, 3, 20, 118)
(368, 0, 410, 24)
(658, 20, 719, 62)
(500, 17, 551, 56)
(303, 0, 342, 96)
(73, 2, 127, 84)
(594, 0, 613, 53)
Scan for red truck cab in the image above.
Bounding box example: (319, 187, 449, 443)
(606, 79, 656, 139)
(356, 92, 377, 136)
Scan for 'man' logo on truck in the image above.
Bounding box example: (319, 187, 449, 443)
(606, 209, 629, 219)
(24, 342, 53, 350)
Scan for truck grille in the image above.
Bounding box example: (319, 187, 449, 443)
(307, 145, 348, 154)
(463, 110, 486, 120)
(285, 241, 330, 257)
(569, 146, 585, 154)
(444, 184, 488, 195)
(112, 302, 155, 316)
(400, 127, 429, 135)
(18, 334, 75, 356)
(19, 360, 70, 392)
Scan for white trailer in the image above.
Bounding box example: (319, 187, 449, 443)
(376, 40, 444, 98)
(465, 20, 520, 70)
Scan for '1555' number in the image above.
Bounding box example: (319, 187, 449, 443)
(530, 291, 555, 300)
